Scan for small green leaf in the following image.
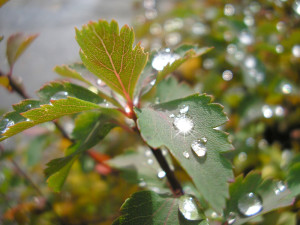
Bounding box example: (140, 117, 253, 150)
(54, 64, 92, 86)
(76, 20, 148, 99)
(155, 45, 213, 84)
(224, 172, 294, 225)
(113, 190, 207, 225)
(6, 33, 38, 68)
(45, 111, 116, 192)
(0, 97, 101, 141)
(135, 94, 233, 213)
(155, 77, 195, 103)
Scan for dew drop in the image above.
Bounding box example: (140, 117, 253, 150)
(165, 32, 182, 46)
(227, 212, 236, 224)
(203, 58, 215, 69)
(145, 149, 152, 157)
(178, 195, 204, 221)
(274, 181, 286, 195)
(191, 139, 207, 157)
(139, 178, 147, 187)
(222, 70, 233, 81)
(292, 45, 300, 58)
(227, 44, 237, 55)
(191, 22, 209, 36)
(244, 15, 254, 26)
(0, 118, 15, 134)
(147, 158, 154, 165)
(262, 105, 273, 118)
(224, 4, 235, 16)
(238, 152, 248, 162)
(51, 91, 68, 101)
(96, 79, 103, 86)
(150, 79, 156, 86)
(152, 49, 180, 71)
(164, 18, 183, 32)
(281, 83, 292, 94)
(169, 114, 175, 118)
(180, 105, 189, 114)
(275, 106, 284, 117)
(183, 151, 190, 159)
(238, 192, 263, 217)
(238, 31, 254, 45)
(157, 170, 166, 179)
(173, 115, 194, 136)
(150, 23, 162, 35)
(145, 8, 157, 20)
(244, 56, 256, 69)
(276, 44, 284, 53)
(25, 104, 32, 111)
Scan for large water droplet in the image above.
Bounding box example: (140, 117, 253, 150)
(292, 45, 300, 58)
(244, 56, 256, 69)
(183, 151, 190, 159)
(178, 195, 204, 221)
(262, 105, 273, 118)
(0, 118, 15, 134)
(191, 139, 207, 157)
(180, 105, 189, 114)
(281, 83, 292, 94)
(51, 91, 68, 101)
(274, 181, 286, 195)
(238, 192, 263, 216)
(227, 212, 236, 224)
(152, 49, 180, 71)
(157, 170, 166, 179)
(173, 115, 194, 136)
(222, 70, 233, 81)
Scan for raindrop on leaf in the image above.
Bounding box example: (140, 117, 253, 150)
(238, 192, 263, 216)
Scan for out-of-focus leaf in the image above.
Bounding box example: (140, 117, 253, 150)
(0, 0, 9, 8)
(54, 65, 92, 86)
(0, 76, 12, 91)
(45, 111, 116, 192)
(136, 94, 233, 213)
(287, 155, 300, 197)
(0, 35, 3, 41)
(6, 33, 38, 68)
(113, 190, 207, 225)
(76, 20, 148, 99)
(26, 134, 49, 166)
(224, 172, 294, 225)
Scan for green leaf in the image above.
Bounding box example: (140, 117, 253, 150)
(155, 45, 213, 84)
(45, 111, 116, 192)
(54, 64, 93, 86)
(0, 97, 101, 141)
(113, 190, 207, 225)
(6, 33, 38, 68)
(287, 155, 300, 197)
(135, 94, 233, 213)
(155, 77, 195, 103)
(76, 20, 148, 100)
(224, 172, 294, 225)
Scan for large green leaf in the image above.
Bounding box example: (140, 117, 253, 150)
(6, 33, 38, 68)
(135, 94, 233, 213)
(287, 155, 300, 197)
(76, 20, 148, 100)
(45, 111, 117, 191)
(0, 97, 101, 141)
(113, 190, 208, 225)
(224, 172, 294, 225)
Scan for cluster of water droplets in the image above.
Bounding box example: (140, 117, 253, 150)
(151, 48, 180, 71)
(0, 118, 15, 135)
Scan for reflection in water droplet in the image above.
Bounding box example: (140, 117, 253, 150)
(224, 4, 235, 16)
(183, 151, 190, 159)
(152, 49, 180, 71)
(238, 192, 263, 216)
(173, 115, 194, 136)
(222, 70, 233, 81)
(147, 159, 153, 165)
(239, 31, 254, 45)
(178, 195, 204, 221)
(281, 83, 292, 94)
(51, 91, 68, 101)
(227, 212, 236, 224)
(292, 45, 300, 58)
(191, 139, 207, 157)
(262, 105, 273, 118)
(274, 181, 286, 195)
(0, 118, 15, 134)
(276, 45, 284, 53)
(180, 105, 189, 114)
(157, 170, 166, 179)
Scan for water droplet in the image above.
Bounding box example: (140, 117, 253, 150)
(145, 8, 157, 20)
(152, 49, 180, 71)
(25, 104, 32, 111)
(276, 21, 286, 32)
(164, 18, 183, 32)
(274, 181, 286, 195)
(150, 23, 162, 35)
(244, 15, 254, 26)
(178, 195, 204, 221)
(51, 91, 68, 101)
(249, 2, 261, 13)
(276, 44, 284, 53)
(139, 178, 147, 187)
(238, 192, 263, 217)
(191, 22, 209, 36)
(162, 148, 168, 156)
(258, 139, 268, 149)
(203, 58, 214, 69)
(246, 137, 255, 147)
(133, 96, 139, 106)
(281, 83, 292, 94)
(0, 118, 15, 134)
(125, 105, 131, 114)
(180, 105, 189, 114)
(227, 44, 237, 55)
(191, 139, 207, 157)
(169, 114, 175, 118)
(173, 115, 194, 136)
(147, 158, 154, 165)
(239, 31, 254, 45)
(222, 70, 233, 81)
(150, 79, 156, 86)
(157, 170, 166, 179)
(292, 45, 300, 58)
(227, 212, 236, 224)
(96, 79, 103, 86)
(238, 152, 248, 162)
(244, 56, 256, 69)
(183, 151, 190, 159)
(275, 106, 285, 117)
(145, 149, 152, 157)
(224, 4, 235, 16)
(262, 105, 273, 118)
(165, 32, 182, 46)
(293, 0, 300, 15)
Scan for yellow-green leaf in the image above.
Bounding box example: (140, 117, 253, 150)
(76, 20, 148, 100)
(0, 76, 11, 91)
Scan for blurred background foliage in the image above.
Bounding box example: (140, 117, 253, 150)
(0, 0, 300, 224)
